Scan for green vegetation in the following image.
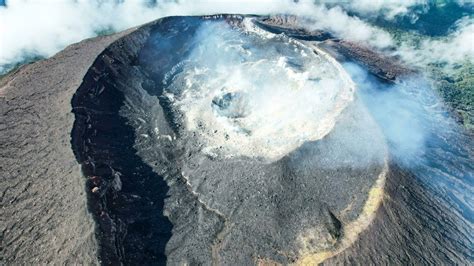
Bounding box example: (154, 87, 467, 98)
(432, 62, 474, 130)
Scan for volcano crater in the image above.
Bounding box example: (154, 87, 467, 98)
(70, 15, 388, 265)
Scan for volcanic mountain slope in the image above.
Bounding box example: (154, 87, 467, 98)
(0, 27, 137, 264)
(1, 15, 472, 265)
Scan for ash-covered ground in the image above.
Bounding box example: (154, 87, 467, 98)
(1, 15, 473, 265)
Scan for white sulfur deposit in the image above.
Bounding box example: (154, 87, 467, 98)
(164, 21, 356, 161)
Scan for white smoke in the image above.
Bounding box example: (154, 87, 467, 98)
(344, 63, 430, 164)
(164, 21, 355, 161)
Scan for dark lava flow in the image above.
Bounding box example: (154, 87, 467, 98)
(70, 15, 473, 265)
(71, 28, 173, 264)
(71, 16, 213, 264)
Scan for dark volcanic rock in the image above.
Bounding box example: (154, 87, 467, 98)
(321, 40, 414, 81)
(70, 20, 178, 264)
(255, 15, 333, 41)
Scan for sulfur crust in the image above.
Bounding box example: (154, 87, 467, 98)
(295, 161, 388, 265)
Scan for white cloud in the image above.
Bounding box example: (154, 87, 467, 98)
(395, 16, 474, 70)
(341, 0, 427, 19)
(0, 0, 471, 73)
(299, 5, 394, 49)
(0, 0, 299, 71)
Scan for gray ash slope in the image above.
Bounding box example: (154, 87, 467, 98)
(2, 15, 473, 265)
(0, 29, 136, 264)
